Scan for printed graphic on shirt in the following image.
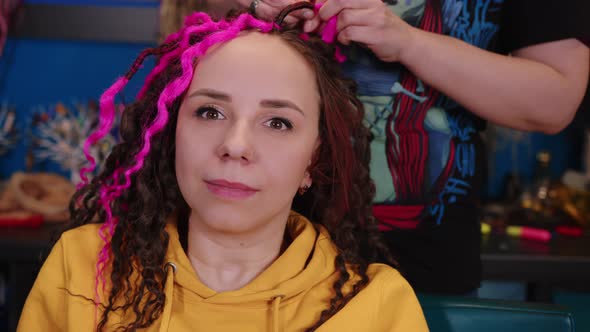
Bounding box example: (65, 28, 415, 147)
(344, 0, 504, 225)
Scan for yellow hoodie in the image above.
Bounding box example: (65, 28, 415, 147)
(18, 213, 428, 331)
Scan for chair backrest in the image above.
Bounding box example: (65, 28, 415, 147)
(418, 295, 575, 332)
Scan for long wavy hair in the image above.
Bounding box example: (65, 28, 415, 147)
(63, 9, 393, 332)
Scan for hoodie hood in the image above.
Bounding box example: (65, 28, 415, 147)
(163, 212, 338, 305)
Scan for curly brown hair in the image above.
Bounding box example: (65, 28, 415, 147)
(63, 13, 394, 332)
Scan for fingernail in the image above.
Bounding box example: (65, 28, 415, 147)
(303, 10, 313, 19)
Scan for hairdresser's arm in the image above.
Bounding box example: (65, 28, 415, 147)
(205, 0, 314, 24)
(306, 0, 589, 134)
(398, 33, 588, 134)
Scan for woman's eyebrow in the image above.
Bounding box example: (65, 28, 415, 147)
(260, 99, 304, 116)
(188, 88, 231, 101)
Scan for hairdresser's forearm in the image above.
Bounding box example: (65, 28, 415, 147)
(400, 28, 589, 134)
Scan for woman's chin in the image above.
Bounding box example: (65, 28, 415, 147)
(190, 207, 263, 234)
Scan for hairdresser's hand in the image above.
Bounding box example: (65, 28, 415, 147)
(237, 0, 314, 26)
(303, 0, 417, 63)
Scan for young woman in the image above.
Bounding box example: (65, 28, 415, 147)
(17, 8, 428, 332)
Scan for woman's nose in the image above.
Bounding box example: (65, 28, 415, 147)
(216, 120, 255, 163)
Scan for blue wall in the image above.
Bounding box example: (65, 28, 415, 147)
(0, 38, 154, 179)
(486, 128, 579, 198)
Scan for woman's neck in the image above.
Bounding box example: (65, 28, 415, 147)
(186, 212, 290, 292)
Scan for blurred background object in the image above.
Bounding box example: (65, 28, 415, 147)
(159, 0, 204, 41)
(28, 101, 120, 184)
(0, 102, 17, 156)
(0, 0, 23, 56)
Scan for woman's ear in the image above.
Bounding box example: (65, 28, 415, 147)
(298, 171, 312, 196)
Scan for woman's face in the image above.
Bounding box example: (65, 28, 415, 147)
(175, 32, 320, 234)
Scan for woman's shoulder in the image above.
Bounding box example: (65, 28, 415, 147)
(335, 264, 428, 331)
(60, 223, 103, 244)
(366, 264, 427, 328)
(365, 263, 413, 291)
(56, 223, 103, 262)
(343, 263, 417, 301)
(32, 224, 104, 297)
(361, 263, 424, 307)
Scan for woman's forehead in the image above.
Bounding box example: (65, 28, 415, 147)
(199, 32, 287, 62)
(193, 32, 315, 86)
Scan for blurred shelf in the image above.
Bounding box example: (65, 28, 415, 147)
(9, 2, 160, 43)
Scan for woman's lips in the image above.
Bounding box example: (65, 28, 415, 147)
(204, 179, 259, 200)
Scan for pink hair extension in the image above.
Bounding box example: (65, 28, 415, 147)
(92, 162, 126, 301)
(117, 14, 273, 196)
(103, 12, 273, 222)
(320, 19, 337, 43)
(93, 168, 124, 305)
(138, 20, 223, 99)
(334, 46, 346, 63)
(79, 77, 128, 186)
(122, 15, 271, 186)
(90, 33, 187, 307)
(298, 28, 344, 64)
(80, 44, 180, 186)
(90, 12, 274, 308)
(313, 2, 346, 63)
(93, 216, 116, 325)
(137, 13, 234, 99)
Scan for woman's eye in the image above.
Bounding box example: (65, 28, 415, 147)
(195, 106, 225, 120)
(265, 118, 293, 131)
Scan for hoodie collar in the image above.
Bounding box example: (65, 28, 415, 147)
(163, 211, 339, 305)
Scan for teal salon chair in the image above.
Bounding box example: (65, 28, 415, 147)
(418, 295, 575, 332)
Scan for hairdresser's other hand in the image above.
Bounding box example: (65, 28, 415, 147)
(303, 0, 416, 63)
(237, 0, 314, 26)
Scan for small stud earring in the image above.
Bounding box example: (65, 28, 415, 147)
(298, 185, 310, 195)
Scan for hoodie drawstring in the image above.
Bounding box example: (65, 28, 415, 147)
(271, 294, 285, 332)
(159, 262, 177, 332)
